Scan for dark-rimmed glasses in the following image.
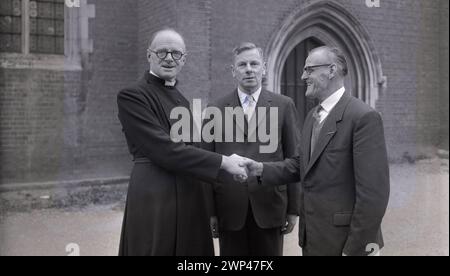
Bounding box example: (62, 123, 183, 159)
(303, 64, 332, 75)
(150, 49, 185, 61)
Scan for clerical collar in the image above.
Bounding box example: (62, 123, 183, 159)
(149, 71, 177, 87)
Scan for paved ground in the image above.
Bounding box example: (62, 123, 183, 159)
(0, 158, 448, 256)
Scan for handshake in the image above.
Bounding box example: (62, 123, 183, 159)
(221, 154, 264, 183)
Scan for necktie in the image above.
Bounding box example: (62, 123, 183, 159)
(310, 105, 323, 158)
(244, 95, 256, 121)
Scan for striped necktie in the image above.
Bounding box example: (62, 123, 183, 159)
(244, 95, 256, 121)
(310, 105, 324, 158)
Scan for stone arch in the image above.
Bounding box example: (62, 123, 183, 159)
(265, 0, 386, 108)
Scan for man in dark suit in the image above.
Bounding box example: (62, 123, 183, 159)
(203, 43, 301, 256)
(243, 46, 390, 256)
(117, 28, 249, 256)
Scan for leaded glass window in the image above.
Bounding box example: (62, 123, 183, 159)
(0, 0, 22, 53)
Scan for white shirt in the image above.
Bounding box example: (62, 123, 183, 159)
(238, 87, 261, 120)
(238, 87, 261, 107)
(317, 87, 346, 123)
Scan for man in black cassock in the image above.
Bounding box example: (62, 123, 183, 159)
(117, 28, 248, 256)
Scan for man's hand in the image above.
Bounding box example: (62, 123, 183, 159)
(221, 154, 248, 181)
(242, 158, 264, 177)
(210, 216, 219, 238)
(282, 214, 298, 235)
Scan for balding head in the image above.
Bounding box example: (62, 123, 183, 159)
(149, 28, 186, 52)
(309, 46, 348, 77)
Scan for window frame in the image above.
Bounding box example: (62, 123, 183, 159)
(0, 0, 93, 71)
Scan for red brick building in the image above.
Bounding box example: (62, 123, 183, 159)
(0, 0, 448, 187)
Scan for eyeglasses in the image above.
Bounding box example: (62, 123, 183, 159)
(150, 49, 185, 61)
(303, 64, 332, 75)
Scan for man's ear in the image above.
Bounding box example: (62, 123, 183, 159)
(231, 65, 236, 78)
(147, 49, 151, 61)
(329, 63, 337, 79)
(263, 62, 267, 75)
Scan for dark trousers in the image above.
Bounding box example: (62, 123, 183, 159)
(219, 205, 283, 256)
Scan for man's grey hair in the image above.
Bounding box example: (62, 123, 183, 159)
(310, 46, 348, 77)
(232, 42, 264, 62)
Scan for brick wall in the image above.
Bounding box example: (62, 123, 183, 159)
(81, 0, 138, 179)
(0, 69, 67, 183)
(0, 0, 138, 185)
(343, 0, 446, 156)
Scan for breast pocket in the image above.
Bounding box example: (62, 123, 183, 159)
(325, 145, 350, 154)
(333, 212, 353, 226)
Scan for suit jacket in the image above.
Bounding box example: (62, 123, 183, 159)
(117, 72, 222, 256)
(261, 92, 390, 256)
(203, 89, 301, 231)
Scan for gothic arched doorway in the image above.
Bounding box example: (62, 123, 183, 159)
(266, 0, 386, 127)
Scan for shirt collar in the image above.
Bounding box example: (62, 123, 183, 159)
(320, 87, 346, 113)
(150, 70, 177, 87)
(238, 87, 262, 105)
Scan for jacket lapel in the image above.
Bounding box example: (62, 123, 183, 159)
(302, 111, 314, 169)
(224, 90, 246, 138)
(304, 92, 352, 177)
